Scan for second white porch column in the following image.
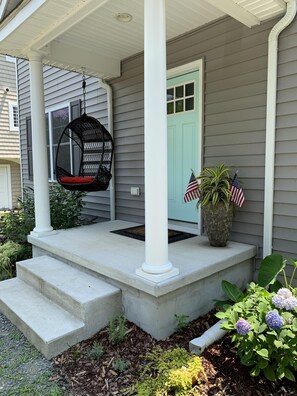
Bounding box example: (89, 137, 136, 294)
(136, 0, 179, 281)
(28, 51, 54, 237)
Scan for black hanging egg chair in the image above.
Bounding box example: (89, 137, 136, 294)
(55, 75, 114, 192)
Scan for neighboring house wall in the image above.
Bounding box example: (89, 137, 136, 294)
(0, 55, 21, 208)
(17, 61, 110, 220)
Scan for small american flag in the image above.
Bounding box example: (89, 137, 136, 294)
(184, 171, 200, 203)
(230, 173, 245, 208)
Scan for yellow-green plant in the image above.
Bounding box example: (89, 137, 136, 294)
(132, 347, 206, 396)
(197, 163, 232, 207)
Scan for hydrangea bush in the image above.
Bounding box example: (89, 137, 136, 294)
(216, 254, 297, 382)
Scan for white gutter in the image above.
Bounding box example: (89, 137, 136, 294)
(98, 79, 115, 221)
(263, 0, 297, 258)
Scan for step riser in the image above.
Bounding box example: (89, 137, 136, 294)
(17, 265, 85, 321)
(17, 261, 122, 337)
(0, 256, 123, 358)
(0, 300, 84, 359)
(0, 279, 85, 359)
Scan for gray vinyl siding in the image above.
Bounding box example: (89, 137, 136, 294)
(110, 16, 279, 253)
(274, 19, 297, 259)
(17, 60, 110, 220)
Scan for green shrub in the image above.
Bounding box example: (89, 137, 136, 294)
(88, 341, 104, 360)
(216, 254, 297, 381)
(108, 315, 127, 345)
(0, 241, 31, 280)
(174, 314, 189, 333)
(112, 358, 130, 373)
(0, 184, 91, 281)
(133, 347, 206, 396)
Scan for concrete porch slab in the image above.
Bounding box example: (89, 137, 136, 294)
(27, 220, 257, 339)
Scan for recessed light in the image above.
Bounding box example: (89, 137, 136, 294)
(115, 13, 133, 23)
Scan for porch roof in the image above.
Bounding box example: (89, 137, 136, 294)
(0, 0, 286, 79)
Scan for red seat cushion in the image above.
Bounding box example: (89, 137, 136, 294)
(60, 176, 94, 184)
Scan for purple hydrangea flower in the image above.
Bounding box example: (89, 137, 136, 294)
(277, 288, 292, 299)
(283, 296, 297, 311)
(235, 318, 251, 335)
(272, 288, 297, 311)
(265, 311, 283, 330)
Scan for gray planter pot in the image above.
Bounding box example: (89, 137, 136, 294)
(202, 202, 234, 247)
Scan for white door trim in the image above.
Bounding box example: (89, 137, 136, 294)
(167, 59, 204, 234)
(0, 164, 12, 209)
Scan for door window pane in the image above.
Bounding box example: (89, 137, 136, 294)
(167, 80, 195, 114)
(185, 97, 194, 111)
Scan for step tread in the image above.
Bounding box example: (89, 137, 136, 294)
(0, 278, 84, 342)
(18, 255, 120, 304)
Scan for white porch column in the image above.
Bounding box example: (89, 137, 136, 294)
(28, 51, 54, 237)
(136, 0, 179, 282)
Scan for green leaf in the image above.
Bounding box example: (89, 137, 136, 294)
(222, 280, 244, 303)
(258, 360, 269, 369)
(257, 254, 285, 287)
(256, 349, 269, 359)
(274, 340, 282, 348)
(215, 311, 227, 319)
(250, 366, 260, 377)
(220, 322, 234, 331)
(263, 366, 276, 381)
(284, 368, 296, 382)
(270, 280, 283, 293)
(213, 300, 232, 310)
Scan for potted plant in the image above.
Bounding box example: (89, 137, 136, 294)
(196, 163, 234, 247)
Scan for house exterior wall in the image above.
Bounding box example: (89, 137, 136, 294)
(274, 20, 297, 259)
(17, 15, 297, 260)
(0, 55, 21, 208)
(17, 61, 110, 220)
(110, 15, 297, 260)
(110, 16, 278, 257)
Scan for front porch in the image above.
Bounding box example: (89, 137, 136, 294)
(28, 220, 256, 339)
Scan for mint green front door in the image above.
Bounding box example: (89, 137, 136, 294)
(167, 70, 199, 223)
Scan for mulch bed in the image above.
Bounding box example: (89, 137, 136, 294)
(53, 310, 297, 395)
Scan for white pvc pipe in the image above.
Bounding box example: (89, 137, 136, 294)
(189, 320, 227, 355)
(99, 79, 115, 221)
(263, 0, 297, 257)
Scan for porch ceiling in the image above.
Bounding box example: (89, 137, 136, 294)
(0, 0, 286, 79)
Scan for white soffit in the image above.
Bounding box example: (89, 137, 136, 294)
(205, 0, 286, 28)
(0, 0, 286, 78)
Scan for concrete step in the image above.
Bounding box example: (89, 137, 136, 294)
(0, 278, 85, 359)
(17, 255, 122, 338)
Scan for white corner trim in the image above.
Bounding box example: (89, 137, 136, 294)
(263, 0, 297, 258)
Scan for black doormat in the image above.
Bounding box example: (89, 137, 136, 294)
(111, 225, 196, 244)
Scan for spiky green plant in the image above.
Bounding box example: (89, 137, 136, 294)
(197, 163, 232, 207)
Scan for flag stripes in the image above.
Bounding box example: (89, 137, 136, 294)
(184, 171, 200, 203)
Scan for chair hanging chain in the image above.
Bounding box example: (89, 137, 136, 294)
(82, 71, 86, 113)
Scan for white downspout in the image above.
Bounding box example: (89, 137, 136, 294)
(263, 0, 297, 258)
(98, 79, 115, 221)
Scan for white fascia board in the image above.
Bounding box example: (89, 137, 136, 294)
(24, 0, 110, 53)
(205, 0, 260, 28)
(0, 0, 46, 40)
(0, 0, 8, 21)
(46, 41, 121, 78)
